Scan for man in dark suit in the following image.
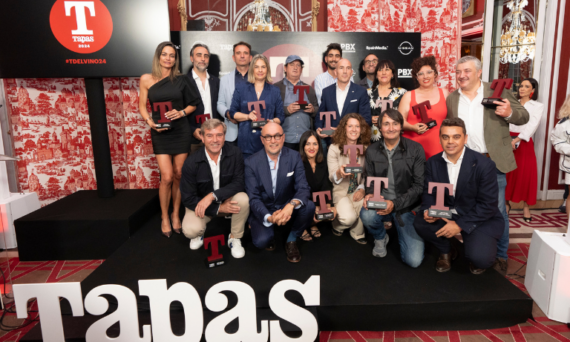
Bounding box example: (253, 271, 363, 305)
(315, 58, 372, 147)
(186, 43, 220, 154)
(180, 119, 249, 259)
(414, 118, 504, 274)
(244, 122, 315, 263)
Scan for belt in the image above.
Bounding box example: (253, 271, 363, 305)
(482, 153, 490, 158)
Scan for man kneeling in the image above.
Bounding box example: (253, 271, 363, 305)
(180, 119, 249, 258)
(414, 118, 504, 274)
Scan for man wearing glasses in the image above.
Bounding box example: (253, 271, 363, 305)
(244, 122, 315, 263)
(357, 54, 378, 90)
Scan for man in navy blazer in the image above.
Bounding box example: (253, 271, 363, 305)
(414, 118, 504, 274)
(315, 58, 371, 147)
(244, 122, 315, 263)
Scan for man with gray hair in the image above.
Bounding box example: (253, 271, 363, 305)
(446, 55, 529, 275)
(180, 119, 248, 258)
(186, 43, 220, 154)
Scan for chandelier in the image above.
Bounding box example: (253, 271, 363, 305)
(499, 0, 535, 64)
(247, 0, 281, 31)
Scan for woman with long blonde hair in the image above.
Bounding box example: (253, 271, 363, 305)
(550, 94, 570, 222)
(139, 41, 200, 237)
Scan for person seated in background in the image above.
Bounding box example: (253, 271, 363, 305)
(180, 119, 249, 259)
(414, 118, 504, 274)
(244, 122, 315, 263)
(360, 109, 425, 267)
(357, 53, 379, 90)
(274, 55, 319, 152)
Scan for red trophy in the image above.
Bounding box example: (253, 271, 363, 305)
(481, 78, 514, 109)
(204, 235, 226, 268)
(366, 177, 389, 209)
(294, 85, 310, 110)
(412, 101, 437, 130)
(427, 182, 454, 219)
(248, 100, 267, 130)
(152, 101, 173, 129)
(195, 113, 211, 124)
(313, 191, 334, 220)
(343, 145, 363, 173)
(320, 111, 337, 136)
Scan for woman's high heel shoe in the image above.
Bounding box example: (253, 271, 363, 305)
(162, 219, 173, 238)
(523, 216, 532, 223)
(171, 213, 182, 234)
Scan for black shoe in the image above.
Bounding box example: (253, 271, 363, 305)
(265, 240, 275, 251)
(285, 241, 301, 263)
(559, 205, 566, 213)
(470, 263, 486, 275)
(493, 257, 508, 276)
(523, 216, 532, 223)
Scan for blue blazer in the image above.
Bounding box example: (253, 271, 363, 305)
(415, 147, 504, 238)
(244, 147, 311, 224)
(315, 82, 372, 130)
(229, 82, 285, 155)
(217, 69, 239, 142)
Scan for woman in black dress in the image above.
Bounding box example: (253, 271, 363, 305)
(139, 41, 200, 237)
(299, 131, 336, 241)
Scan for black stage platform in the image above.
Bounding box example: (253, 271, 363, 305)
(15, 190, 159, 261)
(21, 212, 532, 340)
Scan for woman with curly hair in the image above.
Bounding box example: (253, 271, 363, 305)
(399, 55, 449, 159)
(327, 113, 371, 244)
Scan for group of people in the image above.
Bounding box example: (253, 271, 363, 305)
(138, 40, 546, 275)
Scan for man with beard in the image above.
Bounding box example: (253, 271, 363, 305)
(186, 43, 220, 154)
(357, 53, 379, 90)
(315, 43, 353, 105)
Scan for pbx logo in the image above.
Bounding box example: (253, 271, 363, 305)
(50, 0, 113, 54)
(398, 69, 412, 78)
(341, 43, 356, 52)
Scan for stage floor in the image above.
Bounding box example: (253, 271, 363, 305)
(22, 212, 533, 340)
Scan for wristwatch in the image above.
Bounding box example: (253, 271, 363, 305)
(289, 200, 297, 207)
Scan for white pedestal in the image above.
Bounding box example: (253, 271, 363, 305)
(0, 192, 41, 249)
(525, 230, 570, 323)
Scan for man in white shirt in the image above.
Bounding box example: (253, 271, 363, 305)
(414, 118, 505, 274)
(446, 56, 529, 276)
(179, 119, 248, 258)
(315, 43, 351, 105)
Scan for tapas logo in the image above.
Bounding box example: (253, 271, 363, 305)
(398, 41, 414, 55)
(50, 0, 113, 54)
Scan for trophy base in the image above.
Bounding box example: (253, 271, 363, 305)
(205, 256, 225, 268)
(321, 130, 334, 136)
(425, 120, 437, 130)
(252, 120, 267, 130)
(316, 212, 334, 221)
(428, 209, 453, 219)
(155, 122, 172, 129)
(299, 103, 308, 110)
(481, 97, 501, 109)
(367, 201, 387, 209)
(344, 166, 363, 174)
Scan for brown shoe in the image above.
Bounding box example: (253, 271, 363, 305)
(436, 254, 452, 272)
(493, 258, 508, 276)
(285, 241, 301, 263)
(470, 263, 486, 275)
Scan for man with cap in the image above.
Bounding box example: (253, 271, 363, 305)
(273, 55, 319, 151)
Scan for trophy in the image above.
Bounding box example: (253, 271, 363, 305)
(320, 111, 337, 136)
(248, 100, 267, 130)
(412, 101, 437, 130)
(366, 177, 389, 209)
(313, 191, 334, 220)
(427, 182, 454, 219)
(294, 85, 310, 110)
(343, 145, 363, 173)
(195, 113, 211, 124)
(204, 235, 225, 268)
(153, 101, 173, 129)
(481, 78, 514, 109)
(374, 99, 393, 125)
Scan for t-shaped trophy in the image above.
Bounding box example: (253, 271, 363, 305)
(320, 111, 336, 136)
(195, 113, 211, 124)
(294, 85, 310, 110)
(343, 145, 363, 173)
(366, 177, 389, 209)
(412, 101, 437, 130)
(152, 101, 173, 129)
(313, 191, 334, 220)
(204, 235, 226, 268)
(248, 100, 267, 130)
(427, 182, 454, 219)
(481, 78, 514, 109)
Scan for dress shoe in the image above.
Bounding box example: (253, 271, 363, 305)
(470, 263, 486, 275)
(285, 241, 301, 263)
(435, 246, 458, 272)
(493, 257, 508, 276)
(265, 240, 275, 251)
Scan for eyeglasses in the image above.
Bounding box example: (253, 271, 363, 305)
(261, 133, 284, 142)
(365, 59, 379, 66)
(417, 70, 435, 78)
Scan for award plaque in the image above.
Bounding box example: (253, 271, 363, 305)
(248, 100, 267, 130)
(343, 145, 363, 173)
(320, 111, 337, 136)
(481, 78, 514, 109)
(412, 101, 437, 130)
(204, 235, 226, 268)
(313, 191, 334, 221)
(294, 85, 310, 110)
(195, 113, 211, 124)
(366, 177, 389, 209)
(427, 182, 454, 219)
(153, 101, 173, 129)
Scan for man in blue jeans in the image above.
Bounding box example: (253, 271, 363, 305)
(360, 109, 426, 267)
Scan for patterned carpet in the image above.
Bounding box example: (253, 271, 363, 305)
(508, 209, 569, 243)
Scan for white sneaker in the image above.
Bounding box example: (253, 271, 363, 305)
(189, 236, 204, 250)
(228, 233, 245, 258)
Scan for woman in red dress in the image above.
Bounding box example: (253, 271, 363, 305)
(398, 56, 449, 159)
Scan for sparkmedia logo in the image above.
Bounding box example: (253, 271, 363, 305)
(50, 0, 113, 54)
(366, 46, 388, 50)
(398, 41, 414, 55)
